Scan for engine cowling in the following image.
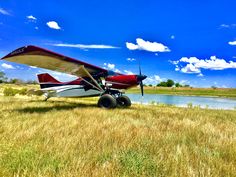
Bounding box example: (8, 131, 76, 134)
(105, 74, 146, 89)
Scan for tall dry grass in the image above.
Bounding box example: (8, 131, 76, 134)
(0, 95, 236, 176)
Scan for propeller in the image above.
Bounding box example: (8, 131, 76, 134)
(137, 62, 146, 96)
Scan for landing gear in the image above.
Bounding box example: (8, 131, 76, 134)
(97, 92, 131, 109)
(43, 93, 50, 101)
(116, 95, 131, 108)
(98, 94, 117, 109)
(43, 91, 56, 101)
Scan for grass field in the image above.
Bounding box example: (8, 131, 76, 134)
(127, 87, 236, 98)
(0, 93, 236, 176)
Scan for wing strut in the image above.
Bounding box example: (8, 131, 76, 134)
(76, 66, 104, 92)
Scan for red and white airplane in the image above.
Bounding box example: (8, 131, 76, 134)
(1, 45, 147, 108)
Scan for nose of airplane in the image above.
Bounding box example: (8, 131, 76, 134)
(136, 75, 147, 82)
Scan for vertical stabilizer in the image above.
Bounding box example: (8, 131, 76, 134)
(37, 73, 61, 88)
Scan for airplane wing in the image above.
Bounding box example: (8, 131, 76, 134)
(1, 45, 108, 77)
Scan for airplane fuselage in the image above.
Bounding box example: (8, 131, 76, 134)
(38, 73, 145, 98)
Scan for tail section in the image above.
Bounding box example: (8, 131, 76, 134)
(37, 73, 62, 89)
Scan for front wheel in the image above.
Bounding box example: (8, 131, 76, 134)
(116, 95, 131, 108)
(98, 94, 117, 109)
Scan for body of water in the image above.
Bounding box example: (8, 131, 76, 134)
(126, 94, 236, 110)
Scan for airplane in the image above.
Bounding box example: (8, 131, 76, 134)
(1, 45, 147, 108)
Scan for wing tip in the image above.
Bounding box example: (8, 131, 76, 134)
(0, 45, 38, 60)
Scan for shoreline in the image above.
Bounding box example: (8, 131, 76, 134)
(126, 92, 236, 99)
(131, 101, 236, 111)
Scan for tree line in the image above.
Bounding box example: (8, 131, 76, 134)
(0, 71, 38, 84)
(146, 79, 190, 87)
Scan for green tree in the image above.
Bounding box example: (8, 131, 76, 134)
(175, 83, 182, 87)
(166, 79, 175, 87)
(211, 86, 217, 89)
(26, 80, 38, 84)
(157, 81, 167, 87)
(9, 78, 24, 84)
(0, 71, 7, 83)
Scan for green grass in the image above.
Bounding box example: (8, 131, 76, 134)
(0, 93, 236, 176)
(127, 87, 236, 98)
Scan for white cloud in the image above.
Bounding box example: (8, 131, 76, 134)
(46, 21, 61, 30)
(1, 63, 15, 69)
(175, 66, 180, 71)
(180, 57, 200, 63)
(169, 60, 179, 65)
(193, 56, 236, 70)
(104, 63, 115, 70)
(172, 56, 236, 74)
(105, 67, 136, 75)
(114, 69, 121, 73)
(27, 15, 37, 20)
(124, 70, 134, 75)
(30, 66, 37, 69)
(171, 35, 175, 39)
(126, 42, 139, 50)
(219, 24, 236, 29)
(0, 8, 10, 15)
(50, 71, 75, 78)
(50, 72, 77, 81)
(154, 75, 163, 82)
(179, 80, 189, 85)
(126, 38, 170, 52)
(35, 26, 39, 30)
(36, 69, 77, 82)
(103, 63, 121, 73)
(51, 43, 119, 49)
(229, 41, 236, 45)
(180, 63, 201, 74)
(143, 75, 164, 85)
(221, 85, 228, 88)
(220, 24, 230, 28)
(127, 58, 136, 62)
(197, 73, 204, 77)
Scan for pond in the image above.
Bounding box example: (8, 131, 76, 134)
(126, 94, 236, 110)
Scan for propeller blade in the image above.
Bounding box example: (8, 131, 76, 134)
(138, 62, 144, 96)
(139, 61, 142, 75)
(140, 81, 144, 96)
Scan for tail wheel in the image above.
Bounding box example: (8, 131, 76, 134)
(116, 95, 131, 108)
(43, 93, 50, 101)
(98, 94, 117, 109)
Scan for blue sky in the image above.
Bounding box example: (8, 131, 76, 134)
(0, 0, 236, 87)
